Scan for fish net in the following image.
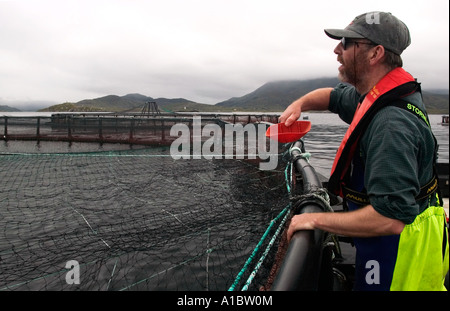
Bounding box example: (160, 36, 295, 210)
(0, 144, 291, 291)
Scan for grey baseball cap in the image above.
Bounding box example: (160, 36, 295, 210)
(324, 12, 411, 55)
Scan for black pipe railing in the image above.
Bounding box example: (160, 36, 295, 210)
(271, 140, 332, 291)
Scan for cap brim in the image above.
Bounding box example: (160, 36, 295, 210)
(324, 29, 365, 40)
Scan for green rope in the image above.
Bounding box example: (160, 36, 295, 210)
(228, 157, 296, 291)
(228, 143, 329, 291)
(227, 204, 290, 291)
(241, 208, 290, 290)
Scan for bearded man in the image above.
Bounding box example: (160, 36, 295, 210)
(280, 12, 448, 291)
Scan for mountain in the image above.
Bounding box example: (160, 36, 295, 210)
(421, 91, 449, 114)
(0, 105, 21, 112)
(1, 100, 58, 112)
(73, 94, 150, 112)
(216, 78, 449, 114)
(37, 77, 448, 114)
(216, 77, 340, 111)
(40, 93, 230, 113)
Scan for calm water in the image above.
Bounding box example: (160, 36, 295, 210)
(0, 112, 447, 291)
(295, 113, 448, 177)
(1, 113, 447, 168)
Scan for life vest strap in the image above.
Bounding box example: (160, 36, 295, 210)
(342, 175, 439, 206)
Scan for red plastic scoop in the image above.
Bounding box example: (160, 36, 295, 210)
(265, 121, 311, 143)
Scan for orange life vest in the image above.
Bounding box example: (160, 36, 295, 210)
(327, 67, 419, 197)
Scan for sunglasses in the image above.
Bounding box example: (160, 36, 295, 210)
(341, 37, 376, 50)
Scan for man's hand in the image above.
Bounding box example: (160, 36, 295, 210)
(286, 213, 316, 242)
(279, 100, 302, 127)
(279, 88, 333, 127)
(286, 205, 405, 243)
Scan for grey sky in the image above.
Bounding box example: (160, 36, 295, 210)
(1, 0, 448, 109)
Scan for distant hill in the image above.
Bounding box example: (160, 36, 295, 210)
(216, 78, 449, 114)
(421, 91, 449, 114)
(216, 77, 340, 111)
(1, 99, 58, 112)
(37, 77, 448, 114)
(40, 93, 232, 113)
(0, 105, 21, 112)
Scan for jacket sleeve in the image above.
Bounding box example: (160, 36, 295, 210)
(328, 83, 361, 124)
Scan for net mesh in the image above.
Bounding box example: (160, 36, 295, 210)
(0, 146, 289, 291)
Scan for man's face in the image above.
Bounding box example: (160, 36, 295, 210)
(334, 38, 372, 88)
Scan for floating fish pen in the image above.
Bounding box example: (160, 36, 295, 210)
(0, 113, 280, 146)
(1, 113, 447, 291)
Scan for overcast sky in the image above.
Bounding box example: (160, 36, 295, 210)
(1, 0, 449, 109)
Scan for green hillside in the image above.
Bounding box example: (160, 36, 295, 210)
(40, 94, 233, 113)
(37, 78, 448, 114)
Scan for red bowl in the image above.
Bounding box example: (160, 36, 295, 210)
(265, 121, 311, 143)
